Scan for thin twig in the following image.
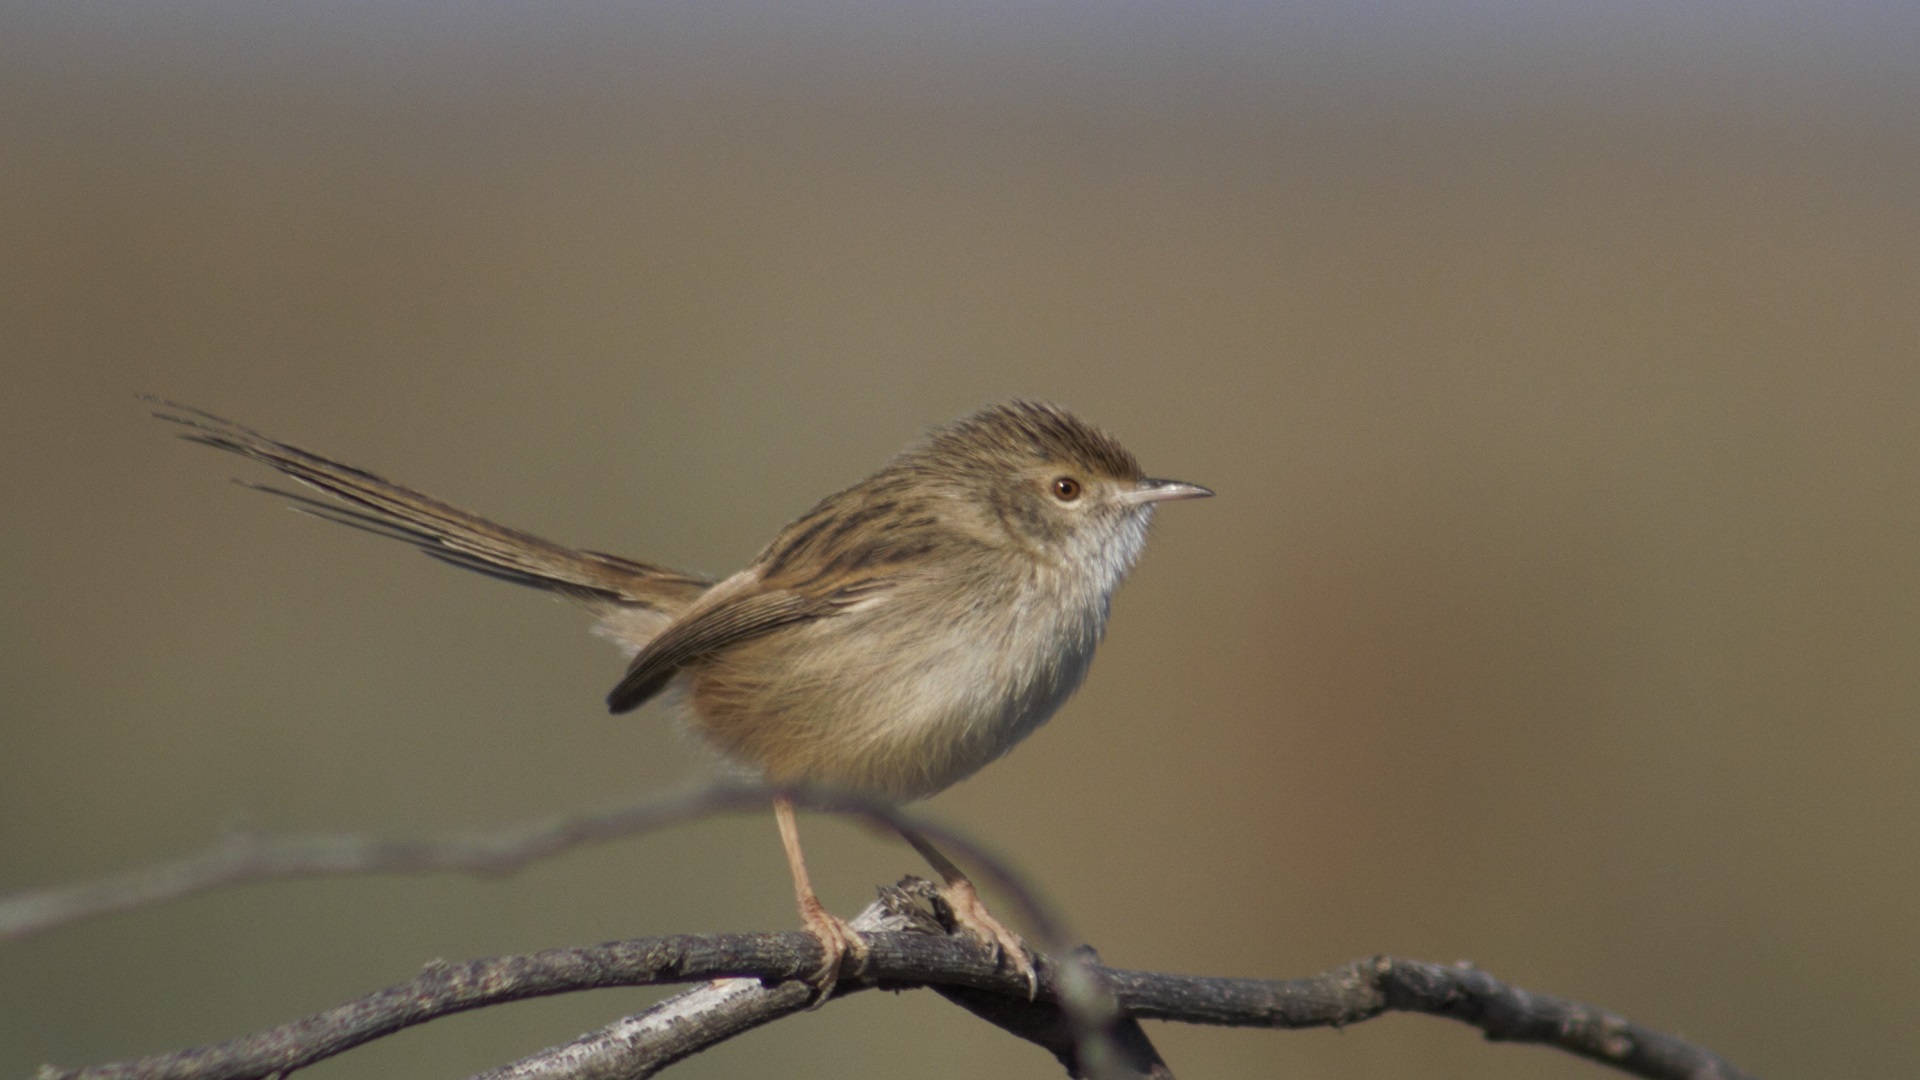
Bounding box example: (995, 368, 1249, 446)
(0, 784, 1059, 945)
(0, 787, 728, 941)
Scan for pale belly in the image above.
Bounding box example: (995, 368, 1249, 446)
(682, 592, 1104, 801)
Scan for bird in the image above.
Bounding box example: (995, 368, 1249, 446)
(151, 397, 1211, 998)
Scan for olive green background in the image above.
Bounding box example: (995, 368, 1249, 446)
(4, 5, 1917, 1078)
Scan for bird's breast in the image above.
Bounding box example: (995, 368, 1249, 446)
(683, 570, 1111, 801)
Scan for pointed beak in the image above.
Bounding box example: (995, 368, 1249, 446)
(1124, 477, 1214, 505)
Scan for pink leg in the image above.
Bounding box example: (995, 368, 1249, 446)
(774, 794, 869, 1004)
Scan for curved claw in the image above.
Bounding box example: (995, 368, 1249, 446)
(938, 877, 1038, 999)
(798, 898, 870, 1007)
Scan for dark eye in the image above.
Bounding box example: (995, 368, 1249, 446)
(1051, 476, 1082, 502)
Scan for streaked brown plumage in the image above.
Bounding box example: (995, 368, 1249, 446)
(153, 397, 1210, 998)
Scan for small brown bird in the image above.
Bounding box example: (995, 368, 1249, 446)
(154, 398, 1210, 997)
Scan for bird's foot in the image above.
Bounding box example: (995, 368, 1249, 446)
(798, 895, 869, 1007)
(937, 876, 1038, 998)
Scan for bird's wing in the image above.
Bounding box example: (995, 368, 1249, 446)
(149, 397, 713, 612)
(604, 578, 853, 713)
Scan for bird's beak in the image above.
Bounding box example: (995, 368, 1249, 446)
(1124, 478, 1214, 505)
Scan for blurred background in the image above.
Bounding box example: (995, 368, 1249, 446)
(3, 2, 1917, 1077)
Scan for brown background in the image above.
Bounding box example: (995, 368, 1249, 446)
(4, 5, 1918, 1078)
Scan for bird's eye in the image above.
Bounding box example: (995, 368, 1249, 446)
(1051, 477, 1082, 502)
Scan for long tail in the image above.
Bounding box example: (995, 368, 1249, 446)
(148, 397, 713, 616)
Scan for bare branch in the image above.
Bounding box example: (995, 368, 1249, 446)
(471, 882, 941, 1080)
(1, 787, 742, 941)
(473, 962, 816, 1080)
(8, 790, 1128, 1078)
(12, 789, 1753, 1080)
(1107, 958, 1754, 1080)
(935, 945, 1175, 1080)
(34, 880, 1754, 1080)
(0, 785, 1063, 946)
(477, 882, 1172, 1080)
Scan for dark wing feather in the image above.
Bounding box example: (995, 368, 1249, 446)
(604, 587, 833, 713)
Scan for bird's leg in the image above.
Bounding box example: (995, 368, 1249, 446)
(897, 824, 1038, 998)
(773, 794, 868, 1004)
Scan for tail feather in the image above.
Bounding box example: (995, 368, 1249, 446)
(149, 397, 712, 613)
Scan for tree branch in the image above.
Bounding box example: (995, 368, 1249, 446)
(0, 787, 741, 942)
(11, 790, 1757, 1080)
(6, 789, 1123, 1077)
(467, 886, 921, 1080)
(934, 946, 1175, 1080)
(3, 785, 1056, 941)
(474, 881, 1173, 1080)
(2, 785, 1074, 950)
(32, 878, 1755, 1080)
